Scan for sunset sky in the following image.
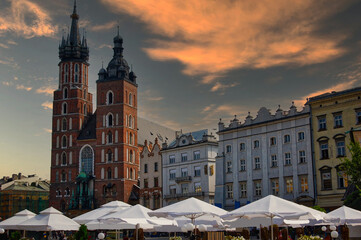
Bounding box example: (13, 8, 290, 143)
(1, 0, 361, 179)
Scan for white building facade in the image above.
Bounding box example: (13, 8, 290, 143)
(215, 104, 315, 210)
(161, 130, 218, 206)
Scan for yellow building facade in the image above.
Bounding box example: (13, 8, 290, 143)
(307, 87, 361, 209)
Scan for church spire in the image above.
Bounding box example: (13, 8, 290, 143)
(59, 0, 89, 62)
(69, 0, 80, 46)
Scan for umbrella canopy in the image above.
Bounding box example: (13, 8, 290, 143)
(326, 206, 361, 226)
(0, 209, 36, 230)
(149, 197, 228, 221)
(100, 204, 175, 229)
(73, 200, 130, 224)
(17, 207, 80, 231)
(222, 195, 323, 221)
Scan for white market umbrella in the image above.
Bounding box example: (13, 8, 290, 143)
(73, 200, 130, 224)
(0, 210, 36, 230)
(17, 207, 80, 231)
(326, 206, 361, 226)
(149, 197, 228, 224)
(222, 195, 324, 240)
(100, 204, 175, 229)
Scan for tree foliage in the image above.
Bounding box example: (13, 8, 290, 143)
(340, 141, 361, 188)
(75, 224, 88, 240)
(311, 205, 326, 213)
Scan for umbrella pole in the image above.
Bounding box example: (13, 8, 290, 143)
(271, 217, 274, 240)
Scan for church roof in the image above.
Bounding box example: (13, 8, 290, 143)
(78, 114, 96, 140)
(137, 117, 176, 146)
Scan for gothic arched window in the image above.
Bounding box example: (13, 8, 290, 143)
(62, 152, 67, 165)
(62, 102, 67, 115)
(61, 171, 66, 182)
(63, 88, 68, 99)
(64, 64, 69, 83)
(74, 64, 79, 83)
(129, 133, 133, 145)
(128, 115, 132, 128)
(129, 150, 133, 162)
(84, 104, 87, 115)
(80, 146, 94, 174)
(107, 91, 113, 105)
(62, 118, 67, 131)
(108, 131, 113, 144)
(129, 93, 132, 106)
(107, 113, 113, 127)
(107, 167, 112, 179)
(62, 136, 67, 148)
(107, 149, 112, 162)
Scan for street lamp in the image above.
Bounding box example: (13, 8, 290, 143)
(98, 232, 105, 240)
(330, 226, 336, 231)
(0, 229, 5, 234)
(331, 230, 339, 239)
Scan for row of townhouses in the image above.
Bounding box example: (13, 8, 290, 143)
(139, 87, 361, 211)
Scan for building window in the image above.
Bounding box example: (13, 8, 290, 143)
(154, 177, 159, 187)
(181, 183, 188, 194)
(56, 188, 61, 197)
(255, 181, 262, 197)
(300, 176, 308, 192)
(169, 185, 176, 195)
(271, 179, 279, 196)
(144, 179, 148, 188)
(240, 182, 247, 198)
(107, 114, 113, 127)
(62, 136, 67, 148)
(284, 135, 290, 144)
(240, 143, 245, 151)
(63, 88, 68, 99)
(169, 169, 176, 180)
(318, 116, 327, 131)
(61, 171, 66, 182)
(194, 166, 201, 177)
(128, 115, 133, 128)
(61, 152, 67, 166)
(181, 153, 188, 162)
(270, 137, 276, 146)
(129, 133, 133, 145)
(181, 168, 188, 177)
(169, 155, 175, 164)
(356, 110, 361, 124)
(336, 139, 346, 157)
(334, 113, 343, 128)
(240, 159, 246, 171)
(129, 150, 133, 162)
(320, 141, 329, 159)
(299, 150, 306, 163)
(64, 64, 68, 83)
(284, 153, 291, 165)
(154, 162, 158, 172)
(107, 131, 113, 144)
(107, 167, 112, 179)
(107, 149, 112, 162)
(285, 178, 293, 194)
(107, 91, 113, 105)
(254, 157, 261, 170)
(74, 64, 79, 83)
(321, 170, 332, 190)
(298, 132, 305, 141)
(337, 169, 348, 189)
(193, 151, 200, 160)
(226, 184, 233, 199)
(129, 93, 133, 106)
(226, 161, 232, 173)
(271, 155, 278, 167)
(144, 164, 148, 173)
(65, 187, 70, 197)
(194, 182, 202, 192)
(254, 140, 260, 148)
(62, 102, 67, 115)
(80, 146, 93, 174)
(226, 145, 232, 153)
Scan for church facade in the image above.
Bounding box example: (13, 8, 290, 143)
(50, 2, 139, 212)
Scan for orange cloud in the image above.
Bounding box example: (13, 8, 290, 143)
(101, 0, 351, 84)
(41, 101, 53, 110)
(0, 0, 56, 38)
(91, 21, 118, 32)
(16, 84, 32, 91)
(36, 86, 56, 96)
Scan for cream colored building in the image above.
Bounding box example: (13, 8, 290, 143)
(307, 87, 361, 209)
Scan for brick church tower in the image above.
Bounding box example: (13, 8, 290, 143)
(50, 1, 139, 212)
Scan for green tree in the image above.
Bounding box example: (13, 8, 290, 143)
(311, 205, 326, 213)
(10, 231, 21, 240)
(340, 141, 361, 189)
(75, 224, 88, 240)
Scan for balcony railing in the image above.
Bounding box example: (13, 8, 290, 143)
(175, 176, 192, 183)
(164, 191, 205, 199)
